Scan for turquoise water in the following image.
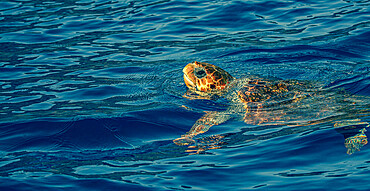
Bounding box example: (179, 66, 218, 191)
(0, 0, 370, 190)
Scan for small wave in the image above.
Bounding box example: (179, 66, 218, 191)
(325, 74, 370, 96)
(0, 0, 369, 190)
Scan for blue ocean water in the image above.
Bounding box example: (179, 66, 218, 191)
(0, 0, 370, 190)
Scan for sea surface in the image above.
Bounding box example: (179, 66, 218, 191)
(0, 0, 370, 190)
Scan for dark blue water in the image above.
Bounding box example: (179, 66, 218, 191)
(1, 0, 370, 190)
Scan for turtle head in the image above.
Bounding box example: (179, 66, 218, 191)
(183, 61, 234, 93)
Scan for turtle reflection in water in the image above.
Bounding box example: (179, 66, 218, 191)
(174, 61, 368, 154)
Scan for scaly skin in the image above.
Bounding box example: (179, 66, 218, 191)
(182, 61, 234, 93)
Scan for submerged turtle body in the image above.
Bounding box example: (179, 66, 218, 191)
(174, 61, 368, 154)
(176, 61, 308, 144)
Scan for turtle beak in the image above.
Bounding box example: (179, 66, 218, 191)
(184, 73, 195, 88)
(183, 63, 196, 89)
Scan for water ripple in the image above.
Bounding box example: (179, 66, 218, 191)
(0, 0, 369, 190)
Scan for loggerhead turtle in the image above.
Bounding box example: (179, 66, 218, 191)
(174, 61, 368, 154)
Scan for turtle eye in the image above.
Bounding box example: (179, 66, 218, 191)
(195, 68, 207, 78)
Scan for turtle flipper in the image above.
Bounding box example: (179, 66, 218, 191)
(173, 135, 196, 146)
(174, 111, 231, 146)
(345, 128, 368, 155)
(334, 119, 369, 155)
